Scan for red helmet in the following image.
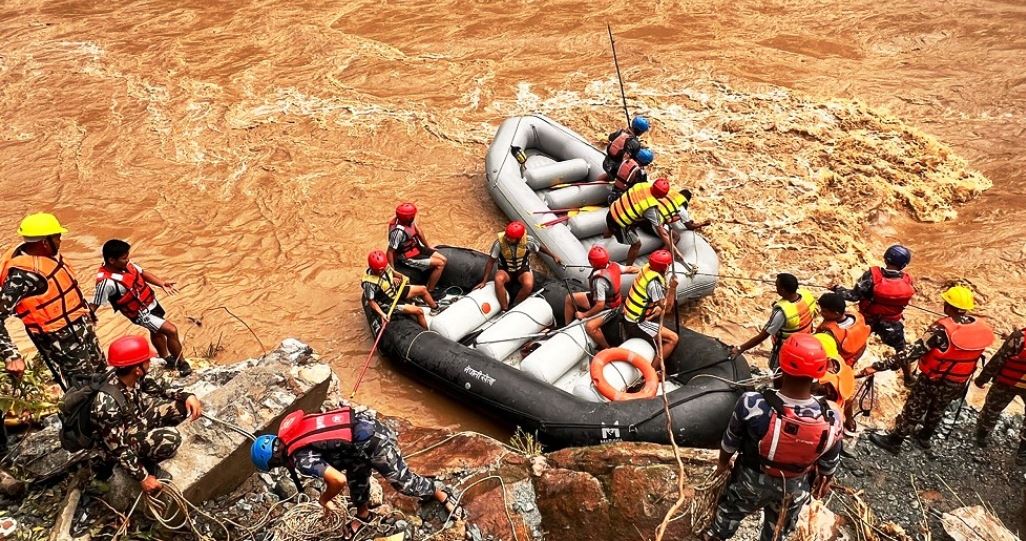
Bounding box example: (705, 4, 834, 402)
(777, 334, 828, 379)
(367, 250, 388, 272)
(505, 221, 526, 241)
(588, 245, 610, 269)
(652, 178, 670, 198)
(648, 249, 672, 272)
(108, 335, 156, 368)
(395, 203, 417, 223)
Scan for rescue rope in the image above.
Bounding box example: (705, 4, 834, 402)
(683, 467, 731, 533)
(654, 290, 688, 541)
(424, 475, 519, 541)
(471, 309, 611, 346)
(852, 375, 877, 418)
(183, 305, 269, 357)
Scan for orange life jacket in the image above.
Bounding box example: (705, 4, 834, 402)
(613, 158, 644, 191)
(995, 330, 1026, 389)
(859, 267, 914, 323)
(96, 264, 156, 320)
(918, 317, 995, 385)
(277, 408, 353, 456)
(816, 312, 871, 367)
(589, 264, 623, 309)
(606, 130, 632, 161)
(746, 391, 841, 478)
(387, 217, 424, 259)
(0, 247, 90, 334)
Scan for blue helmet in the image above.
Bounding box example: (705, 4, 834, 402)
(883, 244, 911, 269)
(251, 434, 279, 471)
(635, 148, 654, 166)
(631, 116, 649, 134)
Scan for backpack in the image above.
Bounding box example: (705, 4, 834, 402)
(57, 371, 128, 452)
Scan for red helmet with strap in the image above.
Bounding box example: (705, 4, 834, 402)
(505, 221, 526, 241)
(648, 249, 672, 272)
(108, 335, 156, 367)
(367, 250, 388, 272)
(778, 333, 828, 378)
(588, 245, 610, 269)
(395, 203, 417, 223)
(652, 178, 670, 198)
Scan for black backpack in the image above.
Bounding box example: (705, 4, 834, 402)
(57, 371, 128, 452)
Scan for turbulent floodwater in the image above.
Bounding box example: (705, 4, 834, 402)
(1, 0, 1024, 434)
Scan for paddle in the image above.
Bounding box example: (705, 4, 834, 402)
(351, 273, 409, 399)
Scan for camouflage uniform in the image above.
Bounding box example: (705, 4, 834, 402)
(836, 271, 909, 380)
(292, 411, 438, 508)
(710, 392, 842, 541)
(0, 267, 105, 389)
(89, 373, 192, 481)
(975, 330, 1026, 446)
(870, 317, 971, 439)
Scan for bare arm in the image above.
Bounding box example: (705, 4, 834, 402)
(538, 245, 562, 266)
(386, 248, 397, 268)
(475, 258, 496, 289)
(141, 269, 177, 295)
(416, 224, 434, 250)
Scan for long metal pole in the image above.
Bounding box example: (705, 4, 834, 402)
(607, 24, 631, 126)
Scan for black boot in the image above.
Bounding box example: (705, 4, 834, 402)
(166, 356, 192, 376)
(869, 432, 905, 454)
(974, 429, 989, 448)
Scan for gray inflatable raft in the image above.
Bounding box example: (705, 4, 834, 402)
(485, 114, 719, 300)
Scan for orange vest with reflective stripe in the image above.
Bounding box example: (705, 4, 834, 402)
(816, 312, 871, 367)
(919, 317, 994, 385)
(772, 289, 818, 341)
(0, 247, 90, 334)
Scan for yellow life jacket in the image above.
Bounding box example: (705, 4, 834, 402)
(773, 288, 819, 340)
(496, 233, 530, 272)
(656, 190, 690, 224)
(610, 182, 660, 228)
(361, 267, 400, 304)
(623, 264, 666, 323)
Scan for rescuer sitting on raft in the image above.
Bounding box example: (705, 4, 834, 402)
(704, 333, 843, 541)
(602, 115, 648, 183)
(814, 292, 870, 434)
(860, 285, 994, 453)
(604, 177, 675, 267)
(731, 273, 819, 370)
(612, 249, 677, 372)
(250, 407, 466, 537)
(387, 202, 447, 294)
(973, 325, 1026, 463)
(563, 245, 639, 350)
(92, 239, 191, 376)
(362, 250, 437, 330)
(833, 244, 916, 386)
(475, 221, 562, 312)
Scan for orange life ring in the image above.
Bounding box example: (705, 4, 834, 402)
(590, 347, 659, 401)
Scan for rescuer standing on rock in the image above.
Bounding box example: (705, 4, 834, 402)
(90, 335, 203, 493)
(705, 334, 843, 541)
(92, 239, 191, 376)
(250, 407, 466, 538)
(973, 326, 1026, 463)
(0, 213, 105, 390)
(860, 285, 994, 453)
(732, 273, 819, 370)
(815, 292, 871, 433)
(833, 245, 916, 385)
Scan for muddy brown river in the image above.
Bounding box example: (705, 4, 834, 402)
(1, 0, 1024, 435)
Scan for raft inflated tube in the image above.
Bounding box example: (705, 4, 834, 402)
(428, 284, 501, 341)
(572, 338, 655, 402)
(567, 209, 609, 239)
(543, 183, 612, 210)
(524, 158, 591, 190)
(524, 155, 556, 170)
(474, 297, 555, 361)
(521, 322, 593, 383)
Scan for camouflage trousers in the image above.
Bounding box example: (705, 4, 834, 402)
(976, 383, 1026, 445)
(114, 401, 187, 475)
(868, 320, 906, 352)
(892, 375, 966, 439)
(29, 319, 106, 390)
(345, 420, 438, 508)
(711, 465, 811, 541)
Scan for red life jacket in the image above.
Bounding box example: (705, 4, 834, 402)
(751, 391, 841, 478)
(388, 217, 424, 259)
(606, 130, 631, 161)
(613, 158, 643, 192)
(858, 267, 914, 323)
(996, 330, 1026, 389)
(918, 317, 995, 385)
(589, 264, 623, 309)
(277, 408, 353, 456)
(96, 264, 156, 320)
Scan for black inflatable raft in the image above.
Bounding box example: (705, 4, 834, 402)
(363, 246, 749, 449)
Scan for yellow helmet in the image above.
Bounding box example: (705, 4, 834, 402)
(17, 213, 68, 239)
(941, 285, 975, 311)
